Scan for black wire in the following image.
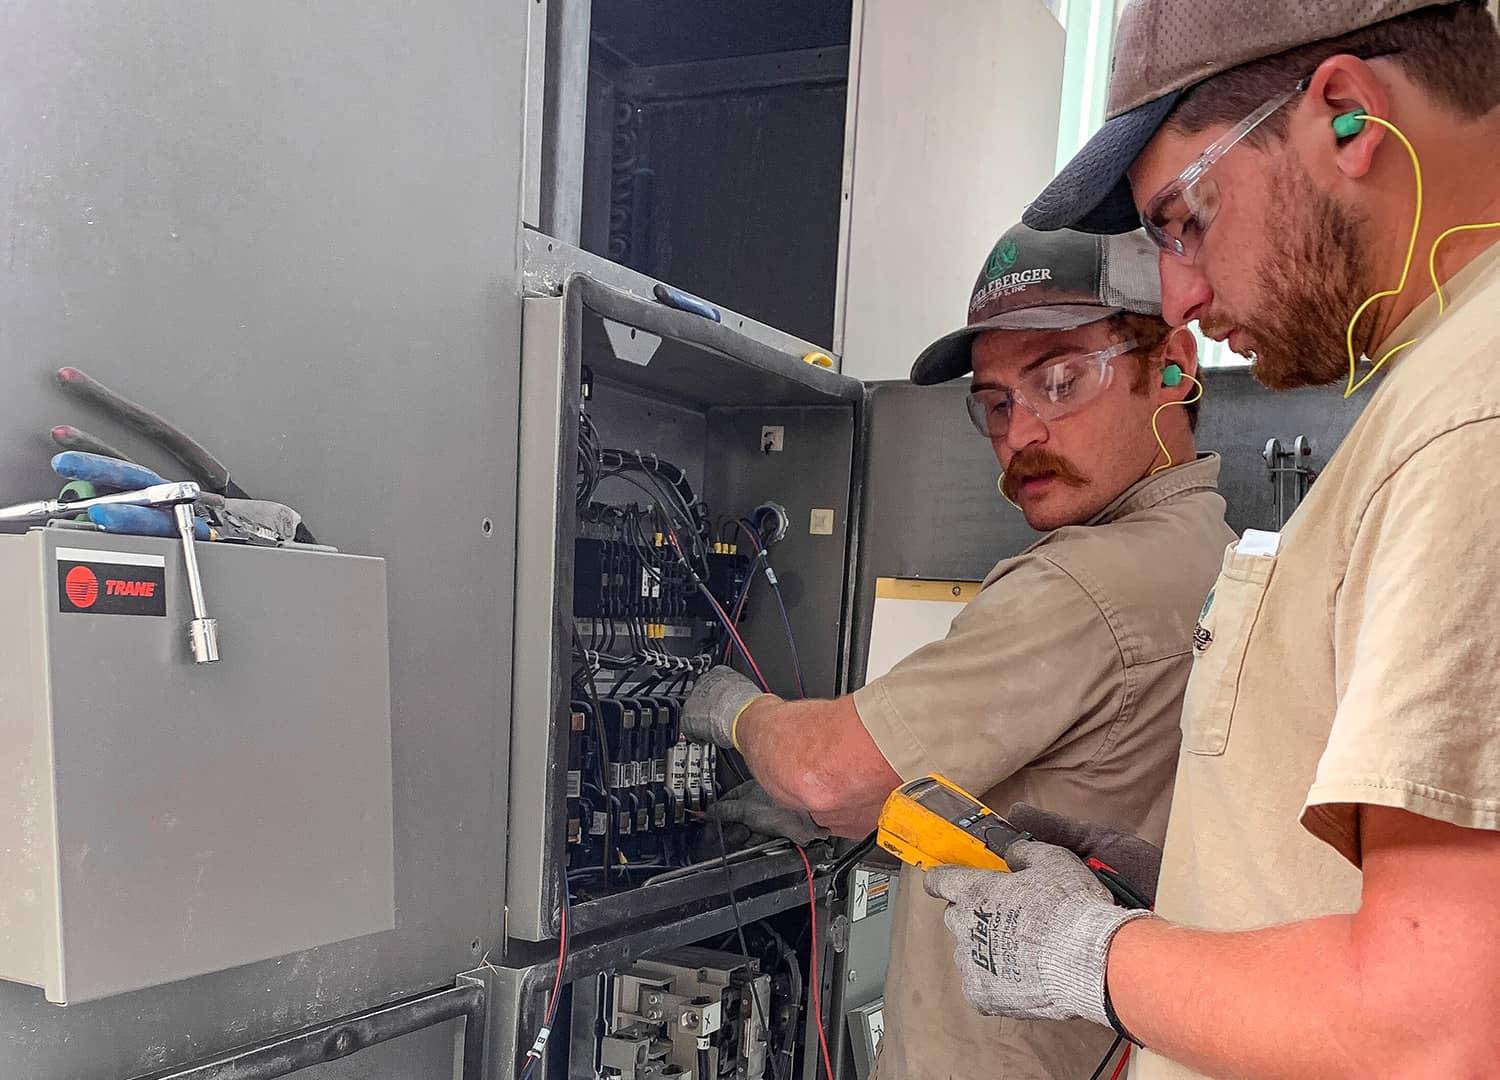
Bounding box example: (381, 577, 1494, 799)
(1086, 1036, 1125, 1080)
(571, 628, 613, 887)
(715, 817, 784, 1080)
(734, 521, 805, 697)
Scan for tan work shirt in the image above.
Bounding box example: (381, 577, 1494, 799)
(855, 454, 1232, 1080)
(1137, 242, 1500, 1080)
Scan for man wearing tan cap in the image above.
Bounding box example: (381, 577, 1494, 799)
(680, 223, 1231, 1078)
(924, 3, 1500, 1077)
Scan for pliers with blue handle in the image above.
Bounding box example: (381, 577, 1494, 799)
(52, 452, 217, 540)
(52, 367, 316, 544)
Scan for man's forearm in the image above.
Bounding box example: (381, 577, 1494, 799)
(734, 694, 899, 837)
(1107, 910, 1483, 1079)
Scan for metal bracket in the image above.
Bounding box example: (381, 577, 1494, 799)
(602, 317, 663, 367)
(127, 980, 486, 1080)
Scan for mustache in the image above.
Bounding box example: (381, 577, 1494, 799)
(1002, 449, 1087, 498)
(1198, 316, 1231, 341)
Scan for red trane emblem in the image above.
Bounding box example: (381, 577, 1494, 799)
(65, 565, 99, 609)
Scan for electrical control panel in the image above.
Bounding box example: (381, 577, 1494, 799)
(509, 276, 864, 941)
(604, 949, 770, 1080)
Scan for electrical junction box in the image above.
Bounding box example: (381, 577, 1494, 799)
(509, 274, 864, 943)
(0, 527, 394, 1004)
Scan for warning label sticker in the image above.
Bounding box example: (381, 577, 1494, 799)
(851, 869, 892, 922)
(56, 547, 167, 617)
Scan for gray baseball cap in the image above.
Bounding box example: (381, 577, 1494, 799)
(1024, 0, 1473, 234)
(910, 224, 1161, 385)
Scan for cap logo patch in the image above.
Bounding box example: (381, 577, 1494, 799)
(984, 239, 1020, 281)
(969, 266, 1053, 316)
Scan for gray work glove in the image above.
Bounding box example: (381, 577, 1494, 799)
(1007, 803, 1163, 907)
(681, 666, 768, 748)
(923, 841, 1154, 1026)
(707, 781, 830, 846)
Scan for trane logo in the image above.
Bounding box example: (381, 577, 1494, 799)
(64, 566, 99, 608)
(106, 579, 157, 598)
(57, 554, 168, 617)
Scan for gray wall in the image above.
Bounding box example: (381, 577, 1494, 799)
(1194, 368, 1365, 536)
(0, 3, 527, 1078)
(850, 370, 1364, 685)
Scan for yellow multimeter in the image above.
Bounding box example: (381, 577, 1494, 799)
(876, 775, 1028, 872)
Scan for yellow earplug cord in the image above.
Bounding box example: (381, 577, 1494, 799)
(1150, 372, 1204, 475)
(1344, 114, 1500, 398)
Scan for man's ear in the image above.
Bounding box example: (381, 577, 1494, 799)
(1160, 327, 1199, 401)
(1303, 54, 1391, 181)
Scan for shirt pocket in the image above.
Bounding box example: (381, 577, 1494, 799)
(1179, 542, 1277, 756)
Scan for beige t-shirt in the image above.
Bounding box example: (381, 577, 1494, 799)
(1137, 241, 1500, 1080)
(854, 454, 1233, 1080)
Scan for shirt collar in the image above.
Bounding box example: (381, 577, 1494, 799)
(1086, 452, 1222, 526)
(1374, 237, 1500, 360)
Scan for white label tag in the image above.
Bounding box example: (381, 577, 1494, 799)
(591, 812, 608, 836)
(566, 771, 582, 799)
(56, 546, 166, 568)
(669, 743, 688, 797)
(1237, 529, 1281, 557)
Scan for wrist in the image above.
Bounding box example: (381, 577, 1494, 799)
(730, 694, 778, 750)
(1101, 909, 1156, 1045)
(1047, 904, 1156, 1030)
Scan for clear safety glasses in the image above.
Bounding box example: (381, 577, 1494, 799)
(1140, 83, 1306, 261)
(965, 339, 1140, 438)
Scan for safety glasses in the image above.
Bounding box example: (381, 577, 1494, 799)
(1140, 82, 1305, 262)
(1141, 50, 1400, 262)
(965, 339, 1140, 438)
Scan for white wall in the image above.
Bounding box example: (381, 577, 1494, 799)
(834, 0, 1066, 382)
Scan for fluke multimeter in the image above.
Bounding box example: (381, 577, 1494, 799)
(875, 775, 1028, 872)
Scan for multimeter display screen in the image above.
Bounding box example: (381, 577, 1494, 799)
(913, 784, 986, 827)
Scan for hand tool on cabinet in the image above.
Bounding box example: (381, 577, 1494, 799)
(54, 367, 314, 544)
(0, 478, 220, 661)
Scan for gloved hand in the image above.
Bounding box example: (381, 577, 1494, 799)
(1007, 803, 1163, 907)
(923, 841, 1154, 1026)
(681, 666, 770, 748)
(707, 781, 829, 846)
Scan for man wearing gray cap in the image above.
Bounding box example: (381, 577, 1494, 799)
(680, 223, 1230, 1078)
(925, 3, 1500, 1078)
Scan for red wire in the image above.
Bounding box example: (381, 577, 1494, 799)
(522, 891, 568, 1074)
(722, 553, 755, 663)
(1109, 1044, 1131, 1080)
(796, 845, 836, 1080)
(548, 892, 568, 1018)
(670, 535, 769, 690)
